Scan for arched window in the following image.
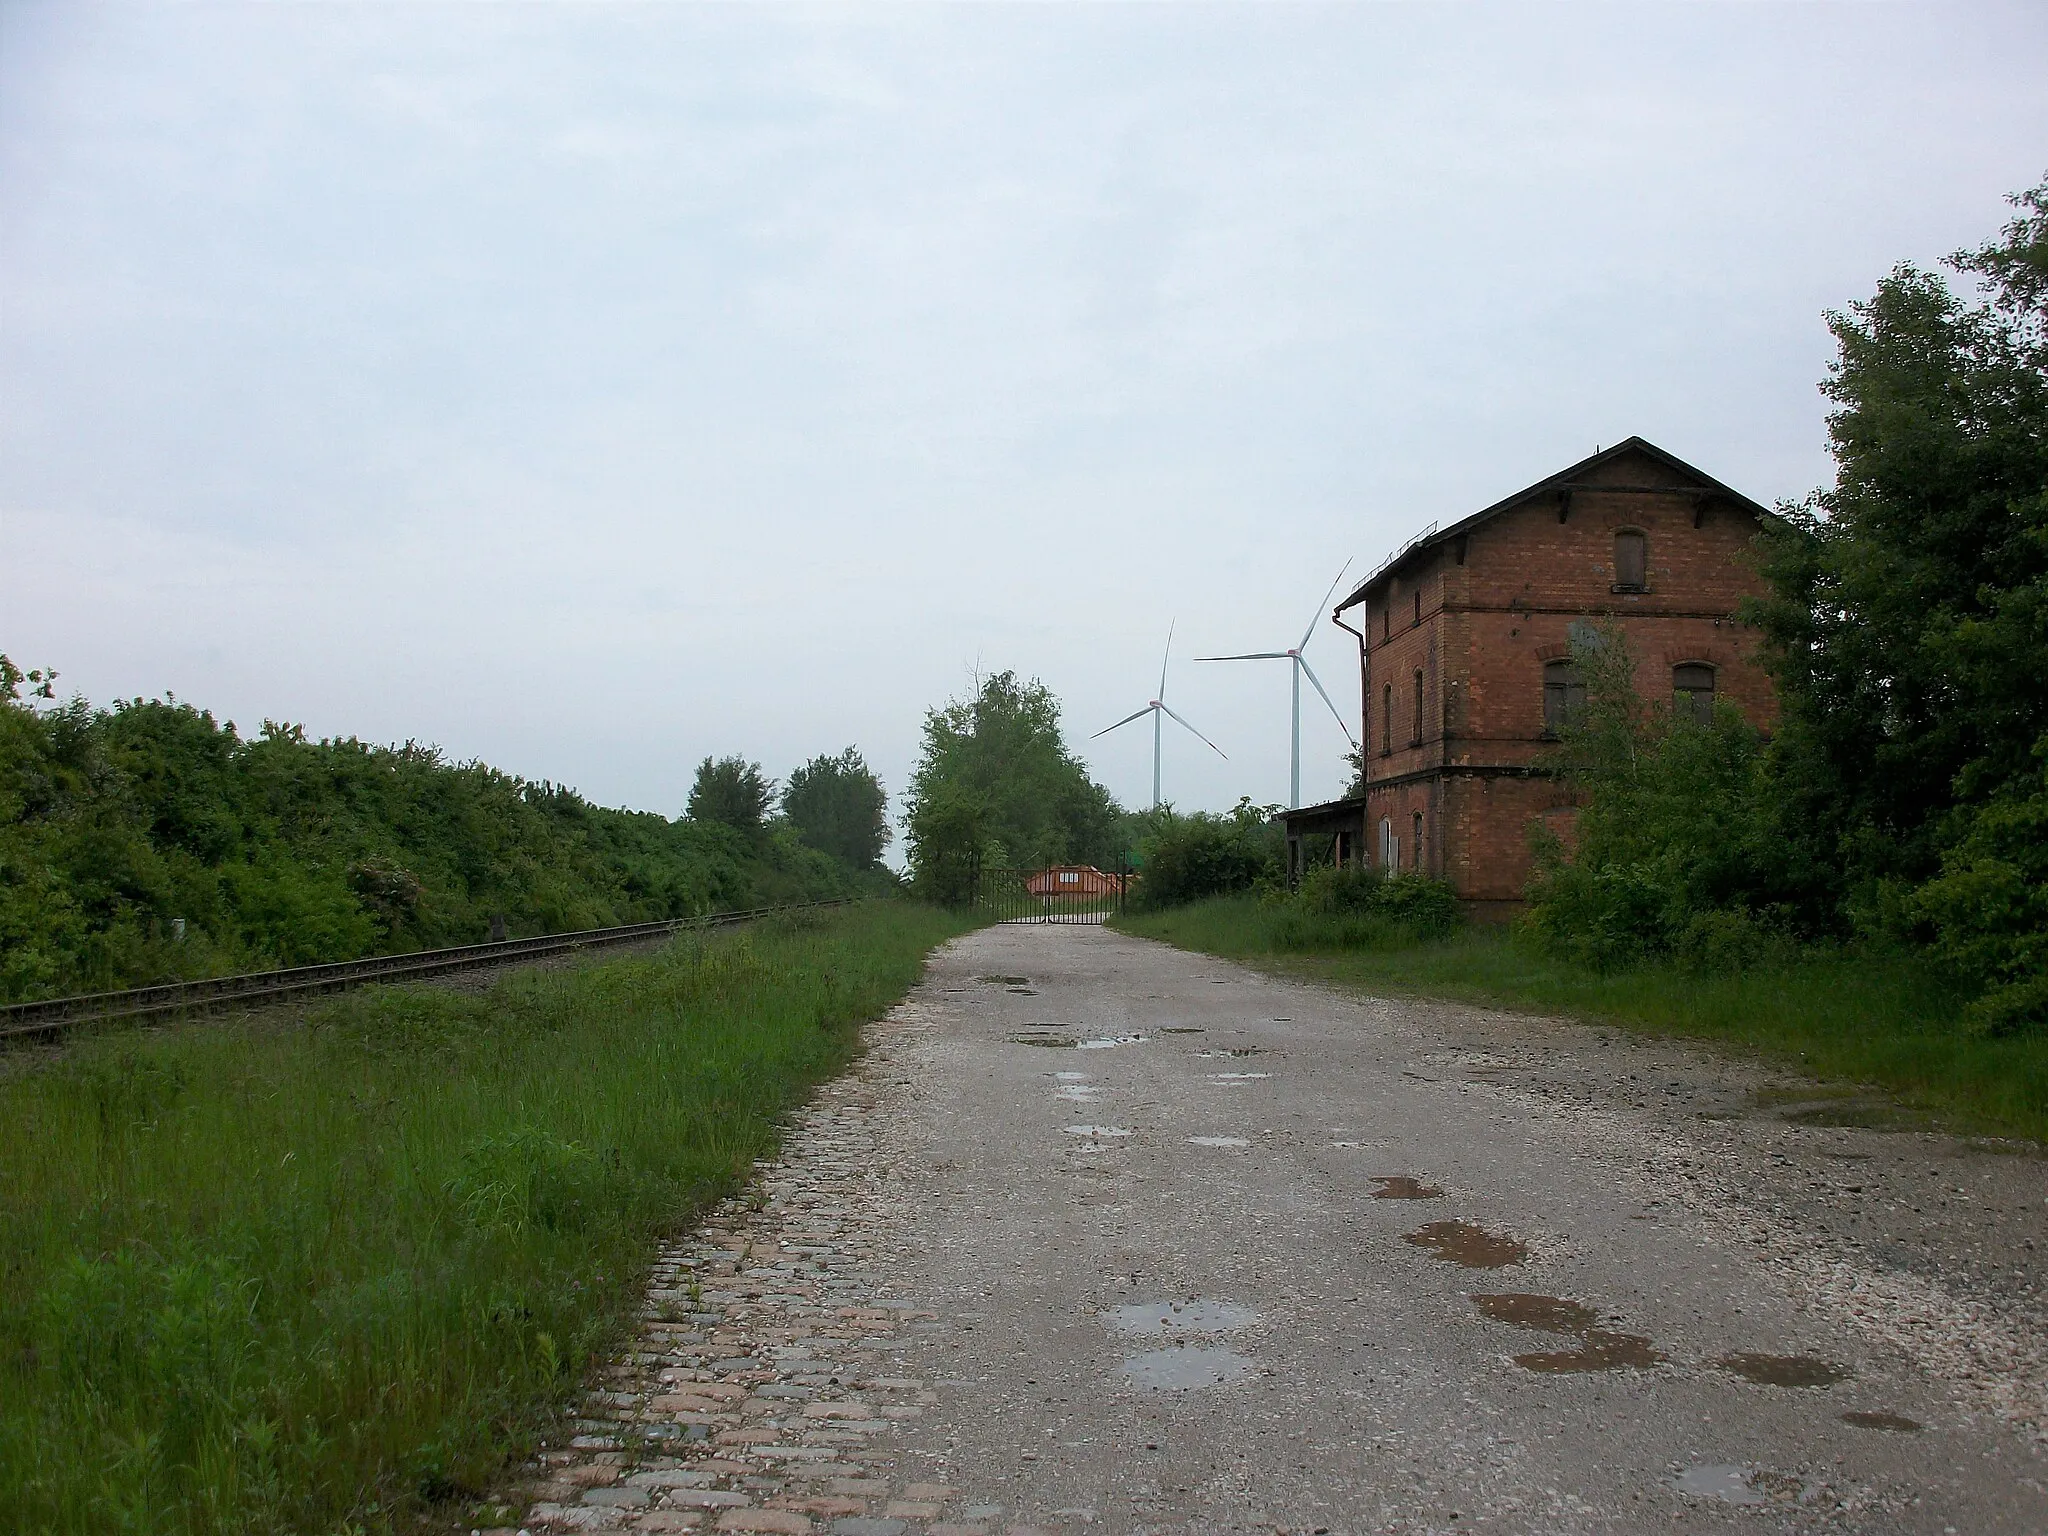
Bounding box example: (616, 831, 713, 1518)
(1412, 811, 1424, 872)
(1382, 683, 1393, 755)
(1614, 530, 1648, 592)
(1542, 660, 1585, 733)
(1674, 663, 1716, 724)
(1411, 669, 1425, 745)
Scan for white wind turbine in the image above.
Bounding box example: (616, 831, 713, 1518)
(1198, 561, 1358, 809)
(1091, 622, 1227, 810)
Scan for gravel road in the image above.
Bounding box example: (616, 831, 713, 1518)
(513, 922, 2048, 1536)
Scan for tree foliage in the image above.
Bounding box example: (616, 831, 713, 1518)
(686, 755, 775, 836)
(1525, 626, 1790, 971)
(0, 663, 857, 1002)
(903, 671, 1121, 896)
(1534, 176, 2048, 1030)
(1127, 800, 1282, 909)
(782, 748, 890, 871)
(1751, 175, 2048, 913)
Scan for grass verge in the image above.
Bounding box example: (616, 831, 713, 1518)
(1115, 895, 2048, 1143)
(0, 900, 976, 1534)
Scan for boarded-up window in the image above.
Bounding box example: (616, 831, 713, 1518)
(1382, 683, 1393, 754)
(1411, 669, 1425, 745)
(1412, 589, 1422, 626)
(1614, 530, 1648, 590)
(1543, 660, 1585, 732)
(1674, 663, 1716, 724)
(1412, 811, 1424, 871)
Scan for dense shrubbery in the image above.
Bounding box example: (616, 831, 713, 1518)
(1297, 865, 1461, 934)
(1529, 176, 2048, 1031)
(1524, 627, 1798, 973)
(0, 661, 875, 1001)
(1127, 800, 1282, 909)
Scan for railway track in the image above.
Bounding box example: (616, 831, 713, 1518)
(0, 899, 856, 1043)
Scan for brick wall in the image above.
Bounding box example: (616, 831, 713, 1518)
(1352, 443, 1777, 909)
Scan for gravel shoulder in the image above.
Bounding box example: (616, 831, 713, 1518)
(505, 923, 2048, 1536)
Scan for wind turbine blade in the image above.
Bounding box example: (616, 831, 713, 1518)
(1299, 557, 1355, 651)
(1158, 619, 1175, 703)
(1159, 702, 1228, 759)
(1195, 651, 1289, 662)
(1090, 704, 1156, 739)
(1297, 656, 1357, 746)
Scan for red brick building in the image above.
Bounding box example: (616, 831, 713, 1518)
(1280, 438, 1778, 915)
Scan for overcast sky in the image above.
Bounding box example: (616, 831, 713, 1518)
(4, 3, 2045, 842)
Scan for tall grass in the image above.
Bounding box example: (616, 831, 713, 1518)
(0, 901, 974, 1534)
(1116, 896, 2048, 1142)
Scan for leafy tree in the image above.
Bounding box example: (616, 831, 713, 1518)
(1751, 174, 2048, 921)
(1525, 626, 1789, 971)
(782, 748, 890, 870)
(686, 756, 774, 836)
(903, 671, 1121, 894)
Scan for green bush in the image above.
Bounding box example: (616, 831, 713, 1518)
(0, 659, 866, 1001)
(1916, 739, 2048, 1035)
(1130, 800, 1282, 909)
(1294, 865, 1460, 941)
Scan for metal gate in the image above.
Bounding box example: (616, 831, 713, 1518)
(970, 857, 1132, 925)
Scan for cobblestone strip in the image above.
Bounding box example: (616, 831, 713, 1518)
(488, 1001, 992, 1536)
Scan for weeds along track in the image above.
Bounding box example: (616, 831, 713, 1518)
(0, 899, 857, 1044)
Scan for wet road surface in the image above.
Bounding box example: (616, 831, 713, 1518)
(860, 923, 2048, 1533)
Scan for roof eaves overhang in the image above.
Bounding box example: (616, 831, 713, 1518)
(1273, 794, 1368, 827)
(1333, 436, 1781, 615)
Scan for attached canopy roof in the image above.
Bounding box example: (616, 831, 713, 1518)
(1275, 794, 1367, 833)
(1335, 436, 1776, 615)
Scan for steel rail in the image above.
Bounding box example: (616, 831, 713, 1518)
(0, 899, 856, 1043)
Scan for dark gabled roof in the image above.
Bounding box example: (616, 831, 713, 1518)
(1335, 436, 1777, 614)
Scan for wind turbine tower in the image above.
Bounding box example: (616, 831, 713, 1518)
(1091, 622, 1227, 809)
(1198, 562, 1358, 809)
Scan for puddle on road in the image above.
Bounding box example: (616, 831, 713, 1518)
(1841, 1410, 1921, 1432)
(1671, 1466, 1762, 1506)
(1187, 1135, 1249, 1148)
(1011, 1036, 1077, 1048)
(1472, 1293, 1665, 1372)
(1054, 1071, 1090, 1081)
(1160, 1027, 1205, 1034)
(1008, 988, 1039, 995)
(1514, 1331, 1664, 1373)
(1078, 1035, 1150, 1050)
(1715, 1353, 1849, 1388)
(1371, 1176, 1443, 1200)
(1672, 1465, 1814, 1507)
(1207, 1071, 1272, 1081)
(1472, 1294, 1596, 1333)
(1403, 1221, 1527, 1268)
(1105, 1299, 1258, 1336)
(1120, 1346, 1254, 1391)
(979, 975, 1031, 985)
(1196, 1047, 1264, 1058)
(1064, 1125, 1132, 1138)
